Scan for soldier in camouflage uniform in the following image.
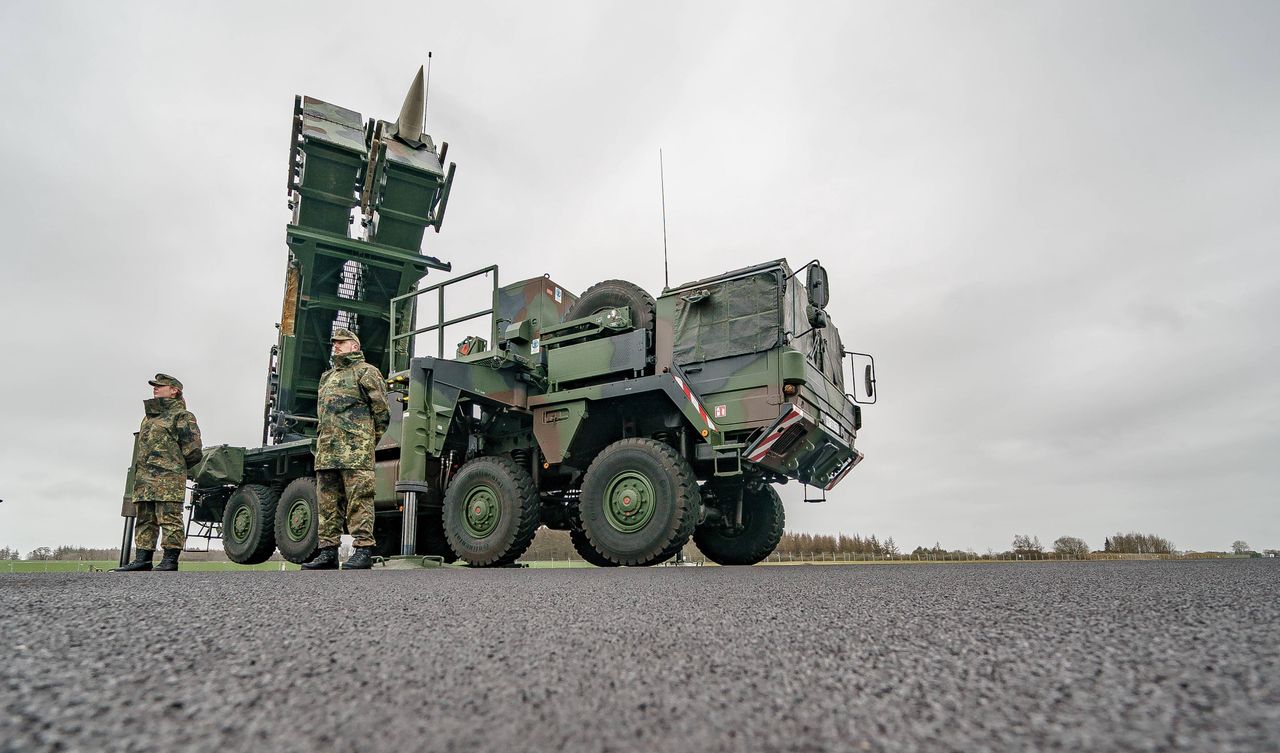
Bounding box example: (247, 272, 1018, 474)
(114, 374, 202, 572)
(302, 328, 389, 570)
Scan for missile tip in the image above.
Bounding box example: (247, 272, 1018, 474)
(394, 66, 426, 147)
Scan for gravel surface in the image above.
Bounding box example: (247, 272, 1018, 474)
(2, 559, 1277, 753)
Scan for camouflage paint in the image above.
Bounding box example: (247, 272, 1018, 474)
(544, 329, 647, 387)
(132, 397, 202, 503)
(316, 468, 376, 547)
(314, 350, 389, 470)
(494, 275, 579, 362)
(389, 257, 864, 490)
(134, 501, 185, 551)
(394, 355, 531, 493)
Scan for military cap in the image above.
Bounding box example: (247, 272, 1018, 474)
(331, 327, 360, 343)
(148, 373, 183, 391)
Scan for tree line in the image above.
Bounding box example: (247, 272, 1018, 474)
(5, 531, 1272, 562)
(1102, 533, 1175, 554)
(2, 545, 118, 561)
(526, 529, 1192, 561)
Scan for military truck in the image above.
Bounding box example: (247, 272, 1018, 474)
(122, 68, 876, 567)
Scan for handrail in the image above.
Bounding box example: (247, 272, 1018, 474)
(389, 265, 500, 369)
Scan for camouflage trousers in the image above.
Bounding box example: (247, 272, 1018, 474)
(135, 501, 185, 551)
(316, 469, 376, 548)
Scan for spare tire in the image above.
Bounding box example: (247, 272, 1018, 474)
(568, 280, 655, 333)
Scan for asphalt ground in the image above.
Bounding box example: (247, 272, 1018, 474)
(2, 560, 1276, 753)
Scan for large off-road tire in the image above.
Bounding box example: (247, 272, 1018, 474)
(579, 438, 700, 566)
(274, 477, 318, 564)
(568, 280, 656, 334)
(694, 483, 785, 566)
(222, 484, 279, 565)
(373, 508, 459, 564)
(442, 456, 541, 567)
(570, 528, 619, 568)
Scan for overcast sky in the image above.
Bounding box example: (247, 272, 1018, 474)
(1, 1, 1276, 555)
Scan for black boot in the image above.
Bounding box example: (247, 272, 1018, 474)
(155, 548, 181, 571)
(113, 549, 154, 572)
(343, 546, 373, 570)
(301, 546, 339, 570)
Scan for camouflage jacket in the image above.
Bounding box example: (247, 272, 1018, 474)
(132, 397, 203, 502)
(315, 351, 389, 470)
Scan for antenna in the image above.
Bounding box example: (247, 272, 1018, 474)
(660, 149, 669, 289)
(424, 52, 433, 125)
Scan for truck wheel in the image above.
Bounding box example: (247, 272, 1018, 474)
(568, 280, 656, 333)
(570, 528, 618, 567)
(694, 483, 785, 566)
(274, 478, 318, 564)
(222, 484, 279, 565)
(442, 456, 540, 566)
(580, 438, 699, 566)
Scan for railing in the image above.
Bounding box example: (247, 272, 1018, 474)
(763, 551, 1203, 563)
(388, 265, 500, 371)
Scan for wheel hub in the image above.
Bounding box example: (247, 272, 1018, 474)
(603, 471, 656, 533)
(231, 506, 251, 543)
(285, 498, 312, 542)
(462, 484, 501, 538)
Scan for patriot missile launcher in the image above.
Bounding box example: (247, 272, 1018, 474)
(121, 67, 876, 567)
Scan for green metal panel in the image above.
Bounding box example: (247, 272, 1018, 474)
(545, 330, 647, 386)
(494, 276, 578, 360)
(531, 400, 589, 464)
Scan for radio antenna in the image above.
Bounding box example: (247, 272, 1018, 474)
(423, 52, 433, 125)
(660, 149, 669, 289)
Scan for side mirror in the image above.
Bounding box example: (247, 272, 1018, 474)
(806, 264, 830, 310)
(842, 351, 877, 404)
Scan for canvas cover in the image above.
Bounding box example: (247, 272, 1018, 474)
(673, 270, 785, 364)
(190, 445, 246, 487)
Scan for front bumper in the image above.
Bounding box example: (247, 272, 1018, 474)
(743, 403, 863, 490)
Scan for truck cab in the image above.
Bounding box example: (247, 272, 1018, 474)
(657, 259, 868, 492)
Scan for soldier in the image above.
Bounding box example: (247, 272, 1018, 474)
(115, 374, 202, 572)
(302, 327, 389, 570)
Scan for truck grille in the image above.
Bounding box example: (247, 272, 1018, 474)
(771, 425, 808, 456)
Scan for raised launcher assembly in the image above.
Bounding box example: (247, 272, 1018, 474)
(270, 66, 455, 443)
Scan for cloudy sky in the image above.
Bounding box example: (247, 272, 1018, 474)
(1, 1, 1276, 555)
